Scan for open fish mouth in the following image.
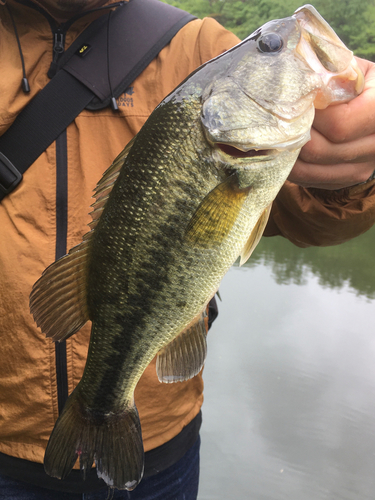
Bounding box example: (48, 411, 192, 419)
(214, 129, 311, 160)
(217, 144, 272, 159)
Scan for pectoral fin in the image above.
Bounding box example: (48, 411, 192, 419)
(185, 174, 251, 249)
(156, 312, 207, 383)
(239, 203, 272, 266)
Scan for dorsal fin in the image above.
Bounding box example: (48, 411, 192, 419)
(89, 137, 135, 231)
(29, 237, 92, 341)
(29, 138, 135, 341)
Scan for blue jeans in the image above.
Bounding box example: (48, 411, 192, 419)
(0, 437, 200, 500)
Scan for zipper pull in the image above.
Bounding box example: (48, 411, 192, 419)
(54, 31, 65, 55)
(48, 30, 66, 78)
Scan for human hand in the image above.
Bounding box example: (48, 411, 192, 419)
(288, 57, 375, 190)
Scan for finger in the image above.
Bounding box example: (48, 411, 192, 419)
(300, 128, 375, 165)
(288, 158, 375, 190)
(313, 58, 375, 143)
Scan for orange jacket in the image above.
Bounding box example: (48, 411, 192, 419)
(1, 0, 375, 469)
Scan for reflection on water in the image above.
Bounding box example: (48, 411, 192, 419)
(198, 225, 375, 500)
(244, 224, 375, 299)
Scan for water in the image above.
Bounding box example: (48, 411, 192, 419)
(198, 225, 375, 500)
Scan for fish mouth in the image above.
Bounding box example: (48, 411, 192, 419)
(217, 144, 272, 159)
(214, 129, 311, 160)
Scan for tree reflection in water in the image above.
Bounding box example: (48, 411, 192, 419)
(243, 224, 375, 299)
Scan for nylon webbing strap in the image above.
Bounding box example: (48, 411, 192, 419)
(0, 70, 94, 201)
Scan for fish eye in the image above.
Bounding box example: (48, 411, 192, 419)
(257, 33, 283, 53)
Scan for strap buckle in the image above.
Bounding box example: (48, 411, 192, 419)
(0, 152, 23, 198)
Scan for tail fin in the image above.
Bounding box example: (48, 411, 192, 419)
(44, 389, 144, 491)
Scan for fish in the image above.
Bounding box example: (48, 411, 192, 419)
(29, 4, 364, 491)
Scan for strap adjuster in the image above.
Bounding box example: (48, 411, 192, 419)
(0, 152, 23, 197)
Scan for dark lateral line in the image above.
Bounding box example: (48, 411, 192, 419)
(55, 130, 69, 415)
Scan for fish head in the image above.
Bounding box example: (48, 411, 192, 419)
(201, 4, 364, 161)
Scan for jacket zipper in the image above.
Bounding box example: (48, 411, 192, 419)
(52, 26, 69, 415)
(55, 129, 69, 415)
(48, 28, 66, 78)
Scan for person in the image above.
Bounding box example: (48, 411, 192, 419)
(0, 1, 374, 499)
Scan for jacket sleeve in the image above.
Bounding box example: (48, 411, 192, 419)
(264, 179, 375, 247)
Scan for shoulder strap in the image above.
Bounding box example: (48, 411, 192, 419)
(0, 72, 93, 201)
(0, 0, 196, 201)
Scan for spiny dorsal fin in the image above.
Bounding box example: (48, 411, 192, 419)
(29, 237, 92, 341)
(239, 203, 272, 266)
(89, 137, 136, 231)
(156, 311, 207, 383)
(185, 173, 251, 249)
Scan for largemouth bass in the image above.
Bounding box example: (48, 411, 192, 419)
(29, 5, 364, 491)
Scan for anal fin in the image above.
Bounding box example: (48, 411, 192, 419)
(156, 312, 207, 383)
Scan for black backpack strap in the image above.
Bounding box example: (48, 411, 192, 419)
(0, 71, 94, 201)
(0, 0, 196, 201)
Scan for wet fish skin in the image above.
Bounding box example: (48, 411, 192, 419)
(29, 5, 363, 491)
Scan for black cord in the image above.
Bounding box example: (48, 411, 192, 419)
(5, 3, 30, 93)
(107, 9, 119, 111)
